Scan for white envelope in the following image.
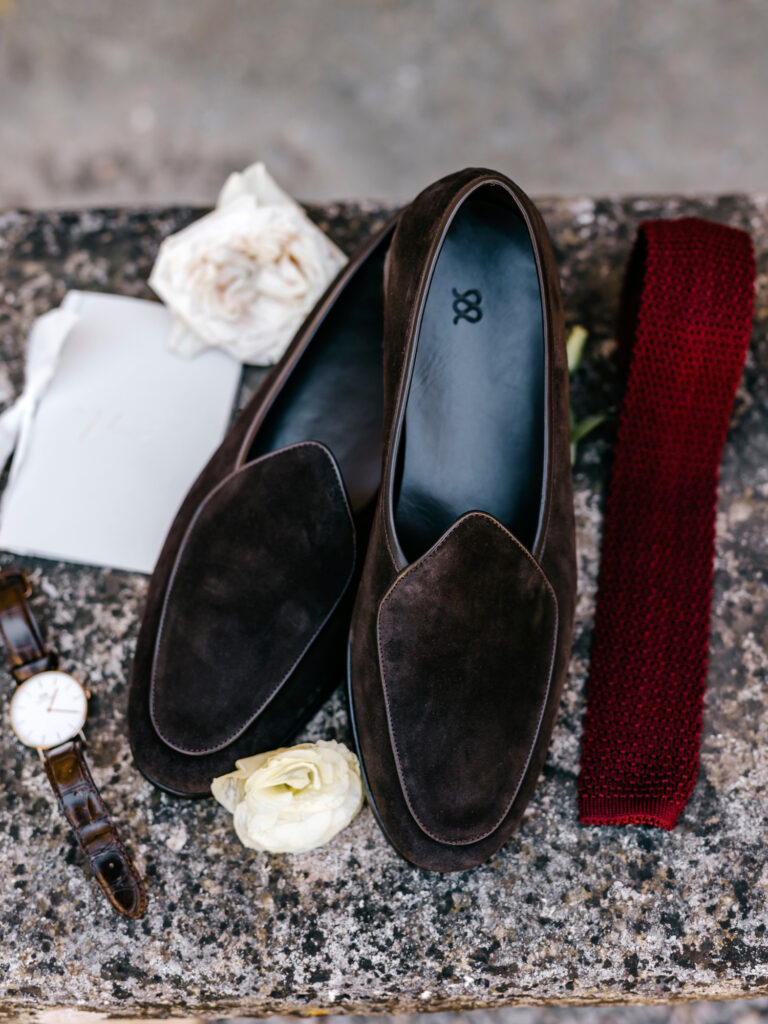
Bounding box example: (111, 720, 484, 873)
(0, 291, 241, 574)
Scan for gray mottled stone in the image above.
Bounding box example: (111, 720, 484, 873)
(0, 195, 766, 1021)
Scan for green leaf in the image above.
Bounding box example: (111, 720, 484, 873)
(566, 325, 589, 375)
(570, 412, 608, 445)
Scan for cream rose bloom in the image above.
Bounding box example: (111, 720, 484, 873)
(149, 162, 347, 365)
(211, 740, 364, 853)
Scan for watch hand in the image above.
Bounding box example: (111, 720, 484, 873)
(47, 708, 82, 714)
(47, 683, 59, 712)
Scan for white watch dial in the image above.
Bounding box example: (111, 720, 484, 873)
(8, 671, 88, 749)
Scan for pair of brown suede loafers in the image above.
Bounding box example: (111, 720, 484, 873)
(128, 167, 576, 872)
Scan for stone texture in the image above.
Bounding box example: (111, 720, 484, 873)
(0, 195, 766, 1021)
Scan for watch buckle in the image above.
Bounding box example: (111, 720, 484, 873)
(1, 568, 31, 598)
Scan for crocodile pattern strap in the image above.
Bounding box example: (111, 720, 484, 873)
(44, 739, 147, 919)
(0, 568, 58, 681)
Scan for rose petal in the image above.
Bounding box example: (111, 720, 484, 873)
(217, 161, 295, 211)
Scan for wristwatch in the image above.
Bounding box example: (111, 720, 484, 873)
(0, 567, 147, 919)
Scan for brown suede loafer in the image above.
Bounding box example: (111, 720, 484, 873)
(347, 169, 576, 870)
(130, 215, 398, 797)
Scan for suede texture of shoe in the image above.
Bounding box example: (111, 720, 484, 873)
(347, 168, 576, 870)
(130, 215, 398, 797)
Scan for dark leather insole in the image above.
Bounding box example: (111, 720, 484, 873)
(249, 239, 387, 514)
(395, 196, 544, 561)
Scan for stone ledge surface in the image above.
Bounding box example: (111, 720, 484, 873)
(0, 194, 766, 1021)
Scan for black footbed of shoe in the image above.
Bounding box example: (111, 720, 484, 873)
(250, 245, 387, 515)
(394, 194, 545, 561)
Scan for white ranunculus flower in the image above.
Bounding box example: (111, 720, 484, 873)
(211, 740, 364, 853)
(149, 162, 347, 365)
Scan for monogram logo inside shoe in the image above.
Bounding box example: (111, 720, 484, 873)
(451, 288, 483, 325)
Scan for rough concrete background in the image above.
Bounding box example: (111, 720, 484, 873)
(0, 0, 767, 208)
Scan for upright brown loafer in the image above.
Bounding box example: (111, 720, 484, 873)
(130, 215, 398, 797)
(347, 168, 576, 870)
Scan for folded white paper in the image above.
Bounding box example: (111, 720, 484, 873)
(0, 291, 241, 573)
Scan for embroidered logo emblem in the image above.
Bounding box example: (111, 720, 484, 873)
(451, 288, 483, 325)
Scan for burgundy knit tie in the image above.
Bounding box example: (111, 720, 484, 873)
(578, 217, 755, 829)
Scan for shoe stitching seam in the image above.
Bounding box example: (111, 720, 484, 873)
(375, 510, 559, 846)
(149, 440, 357, 755)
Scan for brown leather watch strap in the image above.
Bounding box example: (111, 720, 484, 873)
(44, 739, 147, 919)
(0, 569, 58, 681)
(0, 567, 147, 919)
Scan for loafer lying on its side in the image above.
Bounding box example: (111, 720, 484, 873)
(129, 215, 398, 797)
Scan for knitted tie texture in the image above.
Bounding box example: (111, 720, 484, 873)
(578, 216, 755, 829)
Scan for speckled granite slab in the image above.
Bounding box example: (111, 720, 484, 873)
(0, 195, 766, 1022)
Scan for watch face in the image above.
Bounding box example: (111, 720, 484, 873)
(8, 671, 88, 750)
